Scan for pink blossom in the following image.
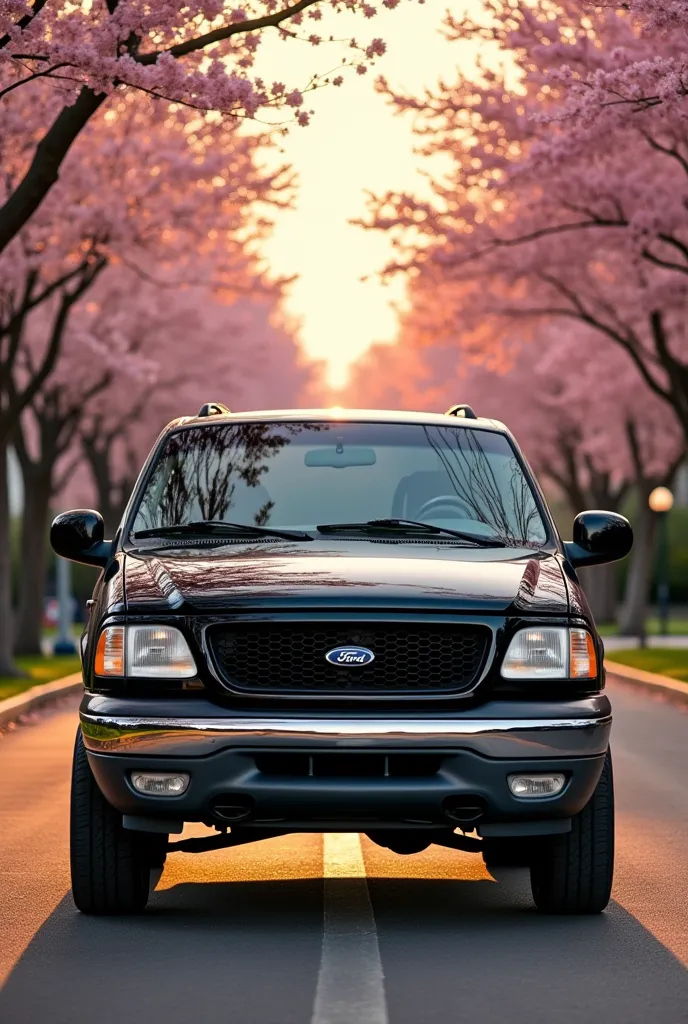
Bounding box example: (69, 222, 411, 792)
(366, 38, 386, 58)
(0, 0, 419, 256)
(364, 0, 688, 442)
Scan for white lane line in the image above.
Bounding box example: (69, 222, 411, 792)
(311, 833, 388, 1024)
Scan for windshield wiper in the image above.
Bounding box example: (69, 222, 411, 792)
(134, 520, 312, 542)
(316, 519, 506, 547)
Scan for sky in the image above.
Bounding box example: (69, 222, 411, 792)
(254, 3, 481, 388)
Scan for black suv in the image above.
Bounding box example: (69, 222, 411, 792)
(52, 405, 632, 916)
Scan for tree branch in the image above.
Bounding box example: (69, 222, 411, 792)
(0, 0, 48, 50)
(0, 87, 107, 255)
(444, 216, 627, 269)
(0, 258, 99, 343)
(136, 0, 318, 64)
(0, 63, 70, 101)
(0, 2, 321, 254)
(0, 257, 108, 440)
(644, 135, 688, 180)
(493, 299, 673, 407)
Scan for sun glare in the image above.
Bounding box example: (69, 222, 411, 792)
(254, 3, 486, 387)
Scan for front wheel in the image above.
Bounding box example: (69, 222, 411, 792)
(530, 750, 614, 915)
(70, 729, 167, 915)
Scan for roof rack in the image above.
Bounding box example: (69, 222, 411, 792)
(197, 402, 231, 418)
(445, 404, 477, 420)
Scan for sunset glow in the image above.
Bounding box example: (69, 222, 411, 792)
(256, 4, 483, 387)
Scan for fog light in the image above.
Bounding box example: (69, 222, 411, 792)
(508, 773, 566, 798)
(131, 772, 189, 795)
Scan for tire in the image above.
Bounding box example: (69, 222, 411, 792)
(70, 729, 167, 915)
(530, 750, 614, 915)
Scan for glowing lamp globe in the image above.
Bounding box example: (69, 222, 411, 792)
(648, 487, 674, 514)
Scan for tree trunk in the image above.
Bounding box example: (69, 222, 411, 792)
(618, 498, 657, 636)
(14, 470, 52, 656)
(578, 562, 618, 625)
(82, 437, 130, 534)
(0, 88, 107, 256)
(0, 442, 20, 675)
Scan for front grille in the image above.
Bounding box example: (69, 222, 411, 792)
(208, 623, 491, 696)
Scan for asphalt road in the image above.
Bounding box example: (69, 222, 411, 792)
(0, 677, 686, 1024)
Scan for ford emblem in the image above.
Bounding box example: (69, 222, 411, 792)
(325, 646, 375, 667)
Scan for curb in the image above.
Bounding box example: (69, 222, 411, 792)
(0, 673, 83, 729)
(605, 659, 688, 705)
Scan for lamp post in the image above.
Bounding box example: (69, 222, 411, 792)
(53, 555, 77, 655)
(648, 486, 674, 638)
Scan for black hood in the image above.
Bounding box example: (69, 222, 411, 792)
(122, 542, 569, 616)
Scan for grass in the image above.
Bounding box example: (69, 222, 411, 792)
(597, 617, 688, 637)
(0, 654, 82, 702)
(606, 647, 688, 684)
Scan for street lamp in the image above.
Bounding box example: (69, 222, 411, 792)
(53, 555, 77, 655)
(648, 486, 674, 638)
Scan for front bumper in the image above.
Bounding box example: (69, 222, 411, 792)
(80, 694, 611, 834)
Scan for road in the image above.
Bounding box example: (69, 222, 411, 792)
(0, 677, 686, 1024)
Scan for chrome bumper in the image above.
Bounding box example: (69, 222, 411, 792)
(80, 709, 611, 760)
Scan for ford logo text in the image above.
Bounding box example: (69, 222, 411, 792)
(325, 646, 375, 667)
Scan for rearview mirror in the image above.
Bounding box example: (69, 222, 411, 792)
(50, 509, 112, 568)
(304, 447, 376, 468)
(564, 510, 633, 569)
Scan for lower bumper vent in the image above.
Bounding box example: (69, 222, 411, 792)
(254, 753, 442, 778)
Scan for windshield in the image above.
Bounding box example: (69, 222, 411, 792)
(130, 421, 548, 548)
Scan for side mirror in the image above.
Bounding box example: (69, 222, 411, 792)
(50, 509, 112, 568)
(564, 510, 633, 569)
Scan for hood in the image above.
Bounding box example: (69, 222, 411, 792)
(122, 542, 569, 616)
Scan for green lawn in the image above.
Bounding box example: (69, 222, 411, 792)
(0, 654, 82, 702)
(606, 648, 688, 684)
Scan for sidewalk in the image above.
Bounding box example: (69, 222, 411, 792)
(603, 635, 688, 651)
(0, 673, 83, 729)
(605, 659, 688, 703)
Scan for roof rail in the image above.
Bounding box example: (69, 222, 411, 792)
(197, 402, 231, 418)
(445, 404, 478, 420)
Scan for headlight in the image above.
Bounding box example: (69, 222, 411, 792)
(501, 627, 597, 680)
(95, 625, 197, 678)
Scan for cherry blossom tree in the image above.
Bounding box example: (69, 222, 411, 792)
(531, 1, 688, 128)
(11, 278, 157, 654)
(0, 0, 406, 252)
(71, 289, 321, 534)
(341, 290, 684, 627)
(0, 84, 283, 444)
(12, 265, 319, 655)
(11, 260, 169, 653)
(366, 1, 688, 442)
(0, 87, 283, 673)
